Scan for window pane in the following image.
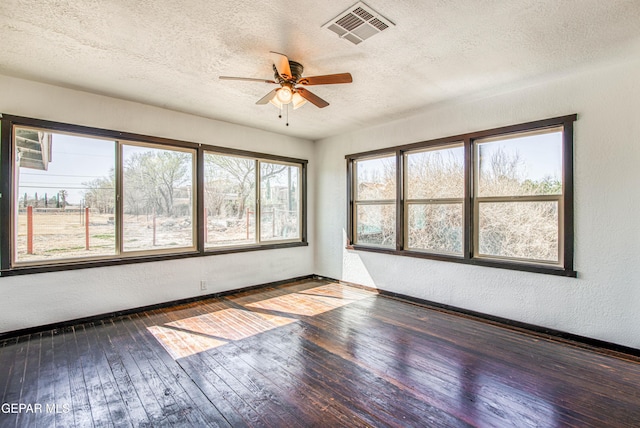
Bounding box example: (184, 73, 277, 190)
(407, 204, 463, 254)
(204, 153, 256, 247)
(122, 145, 194, 252)
(406, 145, 464, 199)
(260, 162, 300, 241)
(14, 128, 116, 263)
(355, 204, 396, 247)
(477, 129, 563, 197)
(355, 156, 396, 200)
(478, 201, 559, 262)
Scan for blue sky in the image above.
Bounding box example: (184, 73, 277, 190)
(17, 132, 115, 204)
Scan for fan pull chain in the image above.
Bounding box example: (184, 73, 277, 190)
(286, 103, 289, 126)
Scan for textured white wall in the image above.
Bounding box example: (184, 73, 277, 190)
(0, 76, 315, 333)
(314, 57, 640, 349)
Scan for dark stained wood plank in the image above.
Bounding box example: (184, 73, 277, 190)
(33, 331, 56, 427)
(339, 295, 640, 425)
(160, 300, 317, 425)
(73, 323, 115, 427)
(52, 327, 77, 427)
(83, 321, 131, 426)
(209, 294, 466, 427)
(0, 335, 28, 428)
(300, 299, 557, 426)
(200, 297, 386, 426)
(63, 327, 95, 428)
(118, 313, 232, 427)
(139, 309, 257, 427)
(94, 319, 168, 426)
(0, 337, 18, 404)
(236, 313, 467, 427)
(107, 315, 223, 427)
(202, 303, 397, 427)
(2, 336, 28, 405)
(15, 333, 42, 428)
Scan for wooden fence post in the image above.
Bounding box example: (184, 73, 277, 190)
(27, 206, 34, 254)
(246, 207, 250, 240)
(204, 208, 208, 244)
(85, 207, 90, 250)
(153, 208, 157, 246)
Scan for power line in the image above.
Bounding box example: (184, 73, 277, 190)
(18, 185, 114, 190)
(20, 172, 111, 178)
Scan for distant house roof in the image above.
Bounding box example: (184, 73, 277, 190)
(16, 129, 52, 170)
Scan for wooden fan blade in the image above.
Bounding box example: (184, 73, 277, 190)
(256, 89, 278, 105)
(269, 51, 292, 80)
(220, 76, 277, 84)
(299, 73, 353, 86)
(296, 88, 329, 108)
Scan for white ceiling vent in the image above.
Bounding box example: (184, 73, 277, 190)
(323, 2, 394, 45)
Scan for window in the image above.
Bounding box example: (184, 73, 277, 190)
(405, 144, 464, 255)
(204, 152, 256, 247)
(0, 115, 307, 274)
(259, 161, 301, 242)
(347, 115, 576, 276)
(353, 155, 396, 247)
(13, 128, 117, 264)
(122, 143, 196, 253)
(203, 155, 302, 247)
(475, 129, 563, 264)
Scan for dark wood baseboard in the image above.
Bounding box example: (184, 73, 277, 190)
(318, 275, 640, 362)
(0, 274, 314, 341)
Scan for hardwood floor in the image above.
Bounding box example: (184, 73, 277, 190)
(1, 278, 639, 427)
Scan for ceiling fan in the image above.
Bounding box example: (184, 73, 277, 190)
(219, 52, 353, 110)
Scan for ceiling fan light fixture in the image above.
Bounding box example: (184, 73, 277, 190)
(276, 86, 293, 104)
(269, 97, 283, 109)
(292, 92, 307, 110)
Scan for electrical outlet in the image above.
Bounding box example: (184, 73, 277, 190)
(200, 280, 207, 291)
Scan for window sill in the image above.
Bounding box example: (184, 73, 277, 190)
(347, 245, 577, 278)
(1, 241, 308, 277)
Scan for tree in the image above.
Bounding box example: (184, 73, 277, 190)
(83, 169, 116, 214)
(123, 150, 191, 217)
(58, 190, 68, 209)
(204, 156, 287, 219)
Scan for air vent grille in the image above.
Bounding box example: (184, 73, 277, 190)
(353, 7, 373, 21)
(336, 14, 364, 32)
(369, 18, 388, 32)
(323, 2, 394, 45)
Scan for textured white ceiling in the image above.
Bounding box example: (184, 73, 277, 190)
(1, 0, 640, 140)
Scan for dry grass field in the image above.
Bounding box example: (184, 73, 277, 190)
(15, 211, 193, 263)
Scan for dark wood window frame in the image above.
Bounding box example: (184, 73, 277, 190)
(0, 114, 308, 277)
(346, 114, 577, 277)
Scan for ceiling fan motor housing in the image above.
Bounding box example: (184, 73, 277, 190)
(274, 60, 304, 83)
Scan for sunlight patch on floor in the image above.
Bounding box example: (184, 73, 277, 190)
(245, 283, 375, 316)
(147, 308, 297, 359)
(166, 308, 297, 341)
(147, 325, 228, 359)
(148, 283, 375, 359)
